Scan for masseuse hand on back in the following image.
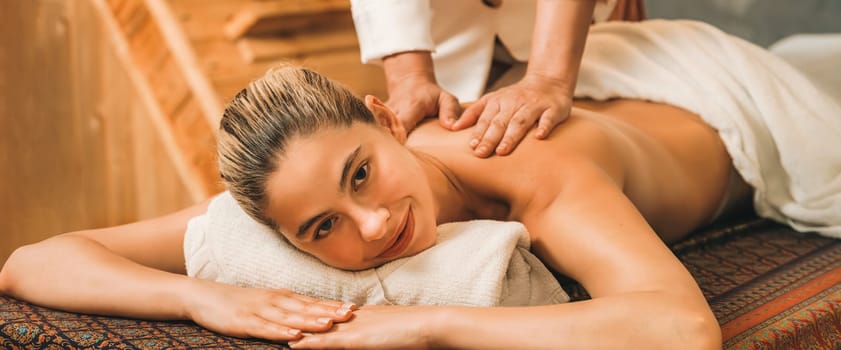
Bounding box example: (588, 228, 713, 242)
(381, 0, 594, 158)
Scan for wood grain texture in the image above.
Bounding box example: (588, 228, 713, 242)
(169, 0, 388, 102)
(0, 0, 194, 265)
(95, 0, 223, 199)
(224, 0, 350, 39)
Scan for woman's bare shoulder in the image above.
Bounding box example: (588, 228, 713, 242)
(407, 111, 631, 219)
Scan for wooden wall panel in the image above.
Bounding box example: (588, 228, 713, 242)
(0, 0, 194, 265)
(0, 0, 393, 265)
(169, 0, 388, 103)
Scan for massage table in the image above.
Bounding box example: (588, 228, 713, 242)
(3, 215, 840, 349)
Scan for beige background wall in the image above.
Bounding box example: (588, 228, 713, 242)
(0, 0, 194, 265)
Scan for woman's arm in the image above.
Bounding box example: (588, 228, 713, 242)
(288, 161, 721, 349)
(0, 198, 354, 341)
(438, 163, 720, 349)
(0, 200, 207, 317)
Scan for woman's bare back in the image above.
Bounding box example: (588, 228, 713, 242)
(407, 98, 744, 242)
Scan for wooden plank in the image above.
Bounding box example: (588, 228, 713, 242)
(0, 0, 194, 265)
(127, 11, 168, 75)
(108, 0, 146, 36)
(299, 50, 388, 99)
(146, 53, 192, 118)
(236, 29, 359, 63)
(99, 33, 195, 225)
(170, 98, 224, 195)
(92, 0, 214, 201)
(145, 0, 223, 128)
(224, 0, 350, 39)
(0, 0, 107, 266)
(167, 0, 242, 42)
(211, 48, 388, 103)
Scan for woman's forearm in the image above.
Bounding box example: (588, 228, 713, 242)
(434, 292, 721, 349)
(0, 235, 192, 320)
(526, 0, 596, 92)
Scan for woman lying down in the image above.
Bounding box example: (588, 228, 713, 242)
(2, 20, 841, 349)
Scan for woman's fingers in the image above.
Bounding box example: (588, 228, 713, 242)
(257, 304, 335, 333)
(243, 317, 305, 342)
(286, 306, 434, 349)
(289, 291, 340, 306)
(188, 282, 357, 342)
(272, 294, 355, 321)
(247, 293, 355, 338)
(288, 292, 358, 318)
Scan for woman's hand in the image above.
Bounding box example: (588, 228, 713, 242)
(386, 76, 461, 134)
(185, 279, 356, 342)
(454, 73, 574, 157)
(288, 305, 443, 349)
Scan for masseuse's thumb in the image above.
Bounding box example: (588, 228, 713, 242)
(438, 93, 461, 130)
(452, 98, 485, 131)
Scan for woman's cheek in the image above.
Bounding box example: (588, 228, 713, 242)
(322, 242, 365, 269)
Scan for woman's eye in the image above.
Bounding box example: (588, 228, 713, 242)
(315, 217, 336, 240)
(352, 162, 369, 191)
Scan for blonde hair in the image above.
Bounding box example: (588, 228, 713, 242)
(217, 67, 375, 228)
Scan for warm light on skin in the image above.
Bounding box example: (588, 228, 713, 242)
(263, 121, 439, 270)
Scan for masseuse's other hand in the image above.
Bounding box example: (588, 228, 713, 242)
(288, 305, 441, 349)
(455, 74, 573, 157)
(386, 77, 461, 133)
(185, 279, 355, 342)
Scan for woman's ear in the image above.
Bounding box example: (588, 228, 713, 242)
(364, 95, 407, 144)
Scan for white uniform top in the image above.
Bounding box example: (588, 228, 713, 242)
(350, 0, 617, 102)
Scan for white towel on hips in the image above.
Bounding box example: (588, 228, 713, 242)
(574, 20, 841, 238)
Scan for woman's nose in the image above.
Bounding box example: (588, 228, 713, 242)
(357, 206, 390, 242)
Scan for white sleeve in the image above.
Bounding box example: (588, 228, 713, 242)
(350, 0, 436, 64)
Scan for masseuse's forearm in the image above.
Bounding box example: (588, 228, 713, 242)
(435, 292, 720, 349)
(0, 235, 191, 320)
(526, 0, 596, 93)
(382, 50, 437, 91)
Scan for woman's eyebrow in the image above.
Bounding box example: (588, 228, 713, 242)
(295, 145, 362, 239)
(296, 212, 327, 239)
(338, 145, 362, 192)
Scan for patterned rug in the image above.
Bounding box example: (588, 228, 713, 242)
(2, 218, 840, 349)
(675, 219, 841, 349)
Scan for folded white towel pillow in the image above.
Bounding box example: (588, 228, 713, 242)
(183, 191, 569, 307)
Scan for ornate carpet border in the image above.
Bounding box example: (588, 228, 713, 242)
(711, 242, 841, 323)
(723, 285, 841, 349)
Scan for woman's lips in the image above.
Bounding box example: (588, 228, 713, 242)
(377, 206, 414, 260)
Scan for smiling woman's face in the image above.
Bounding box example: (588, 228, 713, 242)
(263, 121, 439, 270)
